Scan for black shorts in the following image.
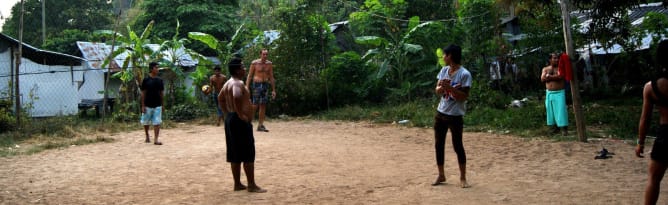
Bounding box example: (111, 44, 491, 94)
(651, 125, 668, 164)
(225, 112, 255, 163)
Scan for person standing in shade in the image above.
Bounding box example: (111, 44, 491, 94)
(141, 62, 164, 145)
(219, 58, 266, 193)
(636, 39, 668, 205)
(541, 53, 568, 135)
(210, 65, 227, 126)
(432, 44, 472, 188)
(246, 49, 276, 132)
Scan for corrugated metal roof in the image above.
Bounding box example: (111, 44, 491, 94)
(76, 41, 123, 72)
(0, 33, 85, 66)
(76, 41, 198, 72)
(573, 3, 668, 33)
(145, 44, 198, 67)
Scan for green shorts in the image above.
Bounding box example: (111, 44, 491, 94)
(545, 89, 568, 127)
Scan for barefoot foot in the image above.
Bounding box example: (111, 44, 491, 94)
(431, 175, 446, 186)
(234, 184, 247, 191)
(247, 185, 267, 193)
(460, 180, 470, 188)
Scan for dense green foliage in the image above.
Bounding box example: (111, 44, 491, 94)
(322, 52, 379, 106)
(2, 0, 113, 54)
(132, 0, 240, 55)
(265, 1, 334, 115)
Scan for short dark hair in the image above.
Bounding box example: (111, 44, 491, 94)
(658, 40, 668, 69)
(444, 44, 462, 65)
(214, 65, 221, 71)
(228, 58, 243, 76)
(149, 62, 159, 70)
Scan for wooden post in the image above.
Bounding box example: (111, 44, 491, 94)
(559, 0, 587, 142)
(15, 0, 24, 128)
(102, 10, 122, 118)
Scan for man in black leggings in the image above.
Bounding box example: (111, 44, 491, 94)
(432, 44, 472, 188)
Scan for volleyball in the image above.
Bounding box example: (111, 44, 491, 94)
(202, 85, 212, 95)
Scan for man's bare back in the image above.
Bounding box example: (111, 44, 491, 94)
(220, 78, 253, 122)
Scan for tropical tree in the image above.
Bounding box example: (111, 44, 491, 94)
(187, 23, 252, 102)
(157, 20, 209, 107)
(2, 0, 112, 47)
(350, 0, 455, 102)
(269, 0, 335, 114)
(457, 0, 499, 73)
(102, 21, 161, 108)
(132, 0, 240, 55)
(355, 17, 449, 101)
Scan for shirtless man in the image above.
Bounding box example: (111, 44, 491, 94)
(540, 53, 568, 135)
(636, 39, 668, 205)
(210, 66, 227, 126)
(246, 49, 276, 132)
(218, 58, 266, 193)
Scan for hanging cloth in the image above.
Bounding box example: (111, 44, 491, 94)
(558, 53, 573, 81)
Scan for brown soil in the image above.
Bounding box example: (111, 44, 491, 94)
(0, 120, 663, 204)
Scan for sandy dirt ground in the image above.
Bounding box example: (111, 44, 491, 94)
(0, 120, 665, 204)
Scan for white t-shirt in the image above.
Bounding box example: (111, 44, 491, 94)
(436, 65, 472, 116)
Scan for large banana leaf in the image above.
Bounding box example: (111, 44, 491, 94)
(188, 32, 220, 50)
(402, 43, 423, 53)
(355, 36, 387, 47)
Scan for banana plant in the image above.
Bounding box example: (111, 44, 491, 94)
(355, 16, 439, 101)
(188, 23, 246, 68)
(101, 20, 161, 105)
(355, 16, 435, 82)
(157, 19, 208, 106)
(187, 24, 246, 89)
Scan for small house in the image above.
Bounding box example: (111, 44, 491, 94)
(0, 33, 87, 117)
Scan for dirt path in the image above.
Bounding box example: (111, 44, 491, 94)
(0, 120, 664, 204)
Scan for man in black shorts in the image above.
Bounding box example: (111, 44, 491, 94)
(637, 39, 668, 204)
(218, 58, 266, 193)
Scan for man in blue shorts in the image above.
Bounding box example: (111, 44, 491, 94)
(141, 62, 164, 145)
(541, 53, 568, 136)
(210, 66, 227, 126)
(246, 49, 276, 132)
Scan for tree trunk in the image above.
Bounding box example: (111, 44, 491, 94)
(559, 0, 587, 142)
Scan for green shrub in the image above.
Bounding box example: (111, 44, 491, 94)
(467, 79, 511, 110)
(0, 111, 15, 132)
(168, 102, 209, 122)
(322, 52, 377, 106)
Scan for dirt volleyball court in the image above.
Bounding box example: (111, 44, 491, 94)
(0, 120, 665, 204)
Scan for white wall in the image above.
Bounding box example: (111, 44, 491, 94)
(0, 48, 84, 117)
(0, 48, 12, 98)
(19, 58, 82, 117)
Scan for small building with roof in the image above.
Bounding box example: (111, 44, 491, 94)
(0, 33, 87, 117)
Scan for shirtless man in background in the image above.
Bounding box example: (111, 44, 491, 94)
(246, 49, 276, 132)
(218, 58, 266, 193)
(210, 66, 227, 126)
(540, 53, 568, 135)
